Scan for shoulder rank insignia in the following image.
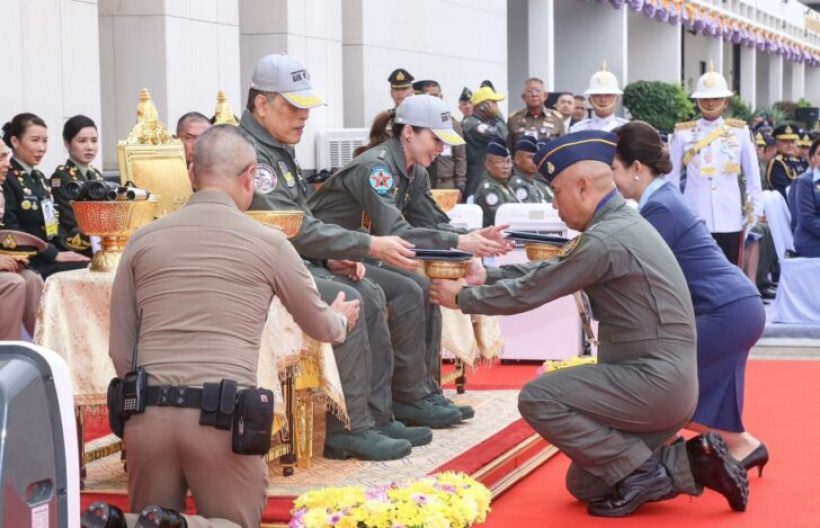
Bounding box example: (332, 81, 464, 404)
(278, 161, 296, 188)
(368, 164, 394, 195)
(254, 163, 277, 193)
(674, 121, 696, 131)
(558, 236, 580, 258)
(726, 118, 747, 128)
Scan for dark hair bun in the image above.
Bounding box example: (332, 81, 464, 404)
(653, 153, 673, 175)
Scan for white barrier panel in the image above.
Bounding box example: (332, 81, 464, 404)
(492, 204, 583, 360)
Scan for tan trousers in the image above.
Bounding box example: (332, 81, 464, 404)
(0, 269, 43, 340)
(124, 407, 268, 528)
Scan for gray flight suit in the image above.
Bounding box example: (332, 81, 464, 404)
(532, 175, 554, 202)
(456, 194, 700, 500)
(462, 115, 509, 199)
(240, 111, 424, 426)
(508, 171, 545, 204)
(473, 174, 520, 227)
(308, 138, 463, 394)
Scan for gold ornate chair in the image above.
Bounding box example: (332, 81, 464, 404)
(117, 89, 191, 218)
(213, 90, 239, 126)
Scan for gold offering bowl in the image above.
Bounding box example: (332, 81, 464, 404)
(424, 260, 470, 280)
(525, 242, 561, 261)
(245, 210, 304, 239)
(430, 189, 460, 212)
(72, 200, 158, 272)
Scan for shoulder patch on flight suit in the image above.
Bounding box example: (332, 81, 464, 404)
(368, 164, 394, 195)
(485, 192, 499, 206)
(278, 161, 296, 187)
(254, 163, 277, 193)
(515, 187, 529, 201)
(675, 121, 696, 131)
(558, 236, 580, 259)
(476, 123, 490, 134)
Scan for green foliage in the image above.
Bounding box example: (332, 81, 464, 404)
(727, 95, 754, 122)
(798, 98, 812, 108)
(773, 100, 798, 122)
(622, 81, 695, 133)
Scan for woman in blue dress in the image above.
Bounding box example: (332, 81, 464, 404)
(611, 121, 768, 475)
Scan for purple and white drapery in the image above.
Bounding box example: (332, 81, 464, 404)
(589, 0, 820, 66)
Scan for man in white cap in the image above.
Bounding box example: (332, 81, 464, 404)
(242, 53, 441, 460)
(667, 64, 763, 266)
(569, 62, 629, 133)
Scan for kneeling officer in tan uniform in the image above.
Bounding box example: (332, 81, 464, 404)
(108, 126, 360, 528)
(429, 130, 750, 517)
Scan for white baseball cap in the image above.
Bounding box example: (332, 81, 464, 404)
(394, 95, 465, 146)
(250, 53, 325, 109)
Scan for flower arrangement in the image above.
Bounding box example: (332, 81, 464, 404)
(538, 356, 598, 375)
(289, 472, 491, 528)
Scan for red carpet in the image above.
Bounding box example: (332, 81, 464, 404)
(481, 360, 820, 527)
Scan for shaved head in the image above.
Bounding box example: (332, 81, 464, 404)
(549, 160, 616, 231)
(190, 125, 257, 210)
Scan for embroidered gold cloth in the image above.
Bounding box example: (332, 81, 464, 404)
(33, 268, 347, 430)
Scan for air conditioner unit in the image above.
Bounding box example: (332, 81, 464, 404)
(315, 128, 369, 172)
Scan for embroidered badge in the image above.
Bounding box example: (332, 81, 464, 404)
(515, 187, 529, 201)
(546, 161, 555, 175)
(21, 200, 32, 211)
(485, 192, 499, 206)
(477, 123, 489, 134)
(254, 163, 277, 193)
(279, 161, 296, 188)
(368, 164, 394, 195)
(558, 236, 580, 258)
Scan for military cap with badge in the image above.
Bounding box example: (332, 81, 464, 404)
(388, 68, 415, 89)
(0, 230, 47, 261)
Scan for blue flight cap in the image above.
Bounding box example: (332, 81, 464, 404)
(534, 130, 617, 183)
(514, 135, 538, 153)
(486, 138, 510, 157)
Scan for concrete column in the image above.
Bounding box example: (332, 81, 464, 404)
(768, 54, 784, 106)
(526, 0, 554, 92)
(99, 0, 240, 170)
(806, 66, 820, 107)
(342, 0, 508, 129)
(0, 0, 102, 173)
(554, 0, 626, 100)
(784, 61, 805, 102)
(739, 45, 757, 109)
(626, 10, 681, 84)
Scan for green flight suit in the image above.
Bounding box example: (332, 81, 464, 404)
(308, 138, 462, 394)
(240, 111, 427, 426)
(462, 115, 509, 199)
(473, 173, 520, 227)
(456, 193, 700, 500)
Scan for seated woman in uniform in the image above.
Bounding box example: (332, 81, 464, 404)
(1, 113, 89, 278)
(50, 115, 105, 256)
(612, 120, 768, 475)
(791, 138, 820, 257)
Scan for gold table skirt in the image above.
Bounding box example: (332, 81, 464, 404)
(33, 268, 348, 430)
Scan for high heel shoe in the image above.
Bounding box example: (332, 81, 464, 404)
(740, 443, 769, 477)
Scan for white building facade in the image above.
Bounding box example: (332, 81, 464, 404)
(1, 0, 819, 174)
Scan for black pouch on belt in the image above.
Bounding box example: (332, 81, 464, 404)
(200, 379, 237, 430)
(232, 388, 274, 455)
(106, 377, 126, 438)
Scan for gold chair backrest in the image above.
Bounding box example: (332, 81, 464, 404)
(117, 89, 191, 218)
(213, 90, 239, 126)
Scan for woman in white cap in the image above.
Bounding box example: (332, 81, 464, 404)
(569, 62, 629, 133)
(309, 94, 510, 426)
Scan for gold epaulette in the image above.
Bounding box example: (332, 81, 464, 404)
(726, 118, 747, 128)
(674, 121, 696, 131)
(549, 108, 563, 119)
(509, 108, 526, 119)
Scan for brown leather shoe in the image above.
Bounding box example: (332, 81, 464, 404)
(686, 432, 749, 512)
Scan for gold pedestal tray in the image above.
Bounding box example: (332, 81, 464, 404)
(246, 210, 304, 239)
(431, 189, 460, 212)
(525, 242, 561, 261)
(424, 260, 469, 280)
(72, 200, 158, 272)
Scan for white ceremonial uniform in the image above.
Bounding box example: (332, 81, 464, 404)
(666, 117, 763, 234)
(569, 114, 629, 133)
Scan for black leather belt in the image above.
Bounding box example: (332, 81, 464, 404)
(146, 385, 203, 409)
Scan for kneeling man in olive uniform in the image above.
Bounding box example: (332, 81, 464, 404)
(430, 130, 750, 517)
